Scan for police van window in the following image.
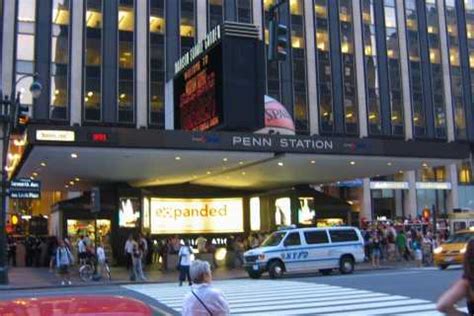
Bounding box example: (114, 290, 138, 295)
(284, 232, 301, 246)
(329, 229, 359, 242)
(304, 231, 329, 244)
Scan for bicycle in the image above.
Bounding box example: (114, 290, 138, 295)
(79, 255, 111, 282)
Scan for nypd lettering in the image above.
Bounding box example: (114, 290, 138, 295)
(281, 251, 309, 260)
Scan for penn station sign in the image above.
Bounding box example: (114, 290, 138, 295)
(232, 135, 334, 151)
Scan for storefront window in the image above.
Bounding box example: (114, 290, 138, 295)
(50, 0, 70, 120)
(275, 197, 292, 226)
(291, 0, 309, 134)
(339, 0, 358, 134)
(250, 197, 261, 231)
(150, 0, 165, 127)
(416, 190, 446, 216)
(264, 0, 281, 101)
(180, 0, 195, 55)
(84, 0, 102, 122)
(208, 0, 223, 30)
(298, 197, 315, 225)
(314, 0, 334, 133)
(237, 0, 253, 23)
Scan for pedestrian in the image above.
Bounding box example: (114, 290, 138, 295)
(138, 233, 148, 267)
(56, 240, 74, 286)
(371, 233, 382, 268)
(196, 235, 208, 253)
(131, 236, 146, 281)
(77, 235, 88, 265)
(412, 233, 422, 268)
(182, 260, 230, 316)
(96, 242, 107, 278)
(7, 235, 16, 267)
(178, 240, 193, 286)
(48, 236, 58, 272)
(437, 239, 474, 315)
(124, 234, 134, 271)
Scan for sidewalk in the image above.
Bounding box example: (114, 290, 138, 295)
(0, 260, 422, 290)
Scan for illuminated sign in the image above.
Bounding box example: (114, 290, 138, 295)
(416, 182, 452, 190)
(119, 198, 140, 227)
(36, 130, 75, 142)
(150, 198, 244, 234)
(370, 181, 409, 190)
(9, 178, 41, 199)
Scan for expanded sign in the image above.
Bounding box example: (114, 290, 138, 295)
(150, 198, 244, 234)
(9, 178, 41, 199)
(36, 130, 75, 142)
(416, 182, 452, 190)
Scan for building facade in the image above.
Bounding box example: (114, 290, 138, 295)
(1, 0, 473, 228)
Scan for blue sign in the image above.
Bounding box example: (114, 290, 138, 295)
(335, 179, 363, 188)
(9, 178, 41, 199)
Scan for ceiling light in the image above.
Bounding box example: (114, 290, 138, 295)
(278, 162, 284, 167)
(387, 162, 392, 166)
(32, 172, 38, 177)
(206, 171, 211, 175)
(70, 153, 78, 159)
(65, 185, 69, 189)
(223, 158, 228, 162)
(30, 176, 34, 180)
(175, 156, 181, 161)
(422, 162, 428, 168)
(241, 172, 246, 175)
(310, 160, 316, 164)
(40, 162, 47, 167)
(399, 170, 404, 174)
(239, 161, 244, 165)
(350, 161, 356, 165)
(69, 181, 75, 185)
(74, 177, 80, 182)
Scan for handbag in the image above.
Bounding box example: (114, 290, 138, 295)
(192, 290, 213, 316)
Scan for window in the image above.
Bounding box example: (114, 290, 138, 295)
(237, 0, 253, 23)
(180, 0, 195, 55)
(304, 231, 329, 244)
(291, 0, 308, 134)
(84, 0, 102, 122)
(264, 0, 281, 101)
(314, 0, 334, 133)
(118, 0, 135, 123)
(458, 162, 473, 184)
(339, 0, 358, 134)
(329, 229, 358, 242)
(208, 0, 223, 30)
(50, 0, 70, 120)
(466, 1, 474, 136)
(284, 232, 301, 246)
(150, 0, 165, 127)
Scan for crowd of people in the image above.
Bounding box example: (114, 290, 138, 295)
(361, 223, 446, 268)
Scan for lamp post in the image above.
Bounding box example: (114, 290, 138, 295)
(0, 73, 42, 285)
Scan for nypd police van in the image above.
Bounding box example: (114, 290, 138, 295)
(243, 226, 365, 279)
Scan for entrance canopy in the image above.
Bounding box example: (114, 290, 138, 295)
(12, 125, 470, 191)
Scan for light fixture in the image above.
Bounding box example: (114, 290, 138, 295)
(399, 170, 404, 174)
(223, 158, 228, 162)
(350, 161, 356, 165)
(206, 171, 211, 175)
(69, 181, 75, 185)
(239, 161, 244, 165)
(422, 162, 428, 168)
(387, 162, 392, 166)
(87, 91, 93, 97)
(70, 153, 78, 159)
(65, 185, 69, 189)
(30, 176, 34, 180)
(278, 162, 284, 167)
(241, 172, 246, 176)
(175, 156, 181, 161)
(40, 162, 47, 167)
(74, 177, 80, 182)
(310, 160, 316, 164)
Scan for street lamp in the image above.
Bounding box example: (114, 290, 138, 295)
(0, 73, 42, 285)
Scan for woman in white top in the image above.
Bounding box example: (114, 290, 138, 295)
(178, 240, 193, 286)
(182, 260, 230, 316)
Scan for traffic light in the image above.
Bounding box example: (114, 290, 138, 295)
(12, 101, 29, 134)
(268, 21, 288, 61)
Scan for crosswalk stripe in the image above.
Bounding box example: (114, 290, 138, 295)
(123, 279, 445, 315)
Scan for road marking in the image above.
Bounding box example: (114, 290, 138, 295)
(124, 279, 458, 315)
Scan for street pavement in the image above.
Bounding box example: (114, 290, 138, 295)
(0, 266, 469, 315)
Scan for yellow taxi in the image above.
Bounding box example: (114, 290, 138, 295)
(434, 228, 474, 270)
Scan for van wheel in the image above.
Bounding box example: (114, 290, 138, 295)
(439, 264, 449, 270)
(268, 261, 284, 279)
(248, 271, 262, 279)
(340, 256, 354, 274)
(320, 269, 332, 276)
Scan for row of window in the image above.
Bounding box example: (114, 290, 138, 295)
(12, 0, 474, 138)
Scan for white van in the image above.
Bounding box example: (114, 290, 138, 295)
(243, 226, 365, 279)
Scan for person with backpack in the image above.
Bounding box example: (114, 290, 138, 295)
(178, 240, 193, 286)
(132, 236, 146, 281)
(56, 239, 74, 286)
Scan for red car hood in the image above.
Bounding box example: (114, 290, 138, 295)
(0, 295, 153, 316)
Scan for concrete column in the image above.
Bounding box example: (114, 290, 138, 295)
(446, 164, 459, 212)
(396, 0, 414, 140)
(437, 0, 455, 142)
(164, 80, 174, 129)
(136, 0, 148, 128)
(253, 0, 263, 40)
(70, 0, 84, 125)
(395, 190, 403, 217)
(353, 0, 368, 138)
(361, 178, 373, 221)
(304, 0, 319, 135)
(197, 0, 207, 41)
(403, 170, 418, 218)
(1, 0, 16, 96)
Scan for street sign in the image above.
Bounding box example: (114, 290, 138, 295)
(9, 178, 40, 199)
(91, 187, 100, 213)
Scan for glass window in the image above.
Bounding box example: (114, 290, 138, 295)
(180, 0, 195, 55)
(304, 231, 329, 244)
(84, 0, 102, 122)
(264, 0, 281, 101)
(458, 162, 473, 184)
(329, 229, 359, 242)
(18, 0, 36, 22)
(384, 0, 404, 136)
(208, 0, 223, 30)
(261, 231, 286, 247)
(237, 0, 253, 23)
(291, 0, 308, 134)
(50, 0, 70, 120)
(314, 0, 334, 133)
(150, 0, 165, 127)
(118, 1, 134, 123)
(284, 232, 301, 246)
(339, 0, 358, 134)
